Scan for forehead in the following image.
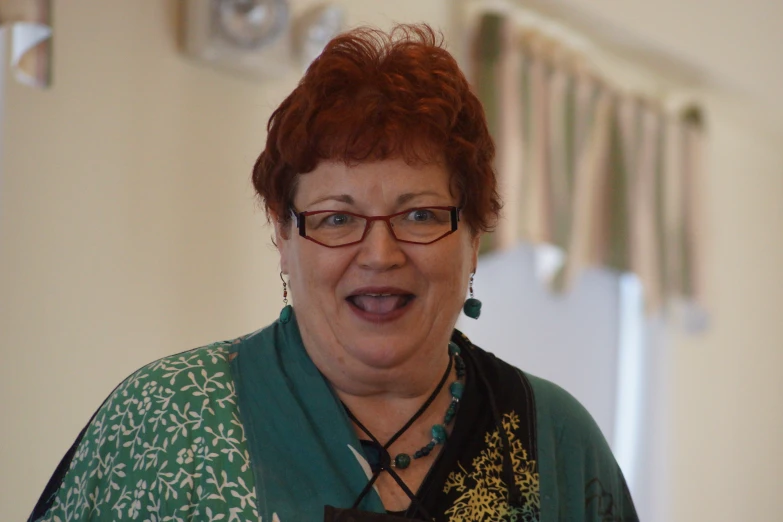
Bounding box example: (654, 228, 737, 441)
(294, 159, 454, 207)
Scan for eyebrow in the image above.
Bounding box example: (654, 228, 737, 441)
(396, 191, 444, 205)
(307, 194, 355, 207)
(305, 191, 445, 208)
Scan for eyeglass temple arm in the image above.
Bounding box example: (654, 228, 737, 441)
(289, 208, 307, 238)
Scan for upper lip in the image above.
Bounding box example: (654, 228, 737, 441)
(346, 286, 415, 297)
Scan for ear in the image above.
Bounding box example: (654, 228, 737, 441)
(271, 212, 293, 274)
(469, 232, 482, 274)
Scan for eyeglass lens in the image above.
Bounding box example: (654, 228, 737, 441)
(302, 207, 456, 246)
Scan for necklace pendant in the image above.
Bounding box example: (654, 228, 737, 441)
(431, 424, 447, 444)
(393, 453, 411, 469)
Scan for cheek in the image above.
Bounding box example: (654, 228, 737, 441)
(289, 245, 351, 297)
(418, 238, 474, 288)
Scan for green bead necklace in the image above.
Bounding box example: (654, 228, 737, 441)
(392, 343, 465, 469)
(344, 343, 466, 474)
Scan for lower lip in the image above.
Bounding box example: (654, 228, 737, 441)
(346, 296, 415, 323)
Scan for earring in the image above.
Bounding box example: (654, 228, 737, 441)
(463, 273, 482, 319)
(279, 272, 292, 323)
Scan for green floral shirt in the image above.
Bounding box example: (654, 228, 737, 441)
(38, 342, 261, 522)
(34, 323, 636, 521)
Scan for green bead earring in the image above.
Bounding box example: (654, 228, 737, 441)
(463, 273, 482, 319)
(279, 272, 292, 323)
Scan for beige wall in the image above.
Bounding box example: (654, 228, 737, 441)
(557, 2, 783, 519)
(2, 1, 782, 521)
(0, 1, 448, 519)
(668, 96, 783, 520)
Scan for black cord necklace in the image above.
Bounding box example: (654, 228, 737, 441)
(340, 343, 466, 516)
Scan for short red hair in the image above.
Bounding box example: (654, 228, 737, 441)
(252, 24, 500, 233)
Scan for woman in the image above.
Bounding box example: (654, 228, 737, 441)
(30, 25, 638, 521)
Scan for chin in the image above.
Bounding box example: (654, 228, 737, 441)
(342, 333, 422, 370)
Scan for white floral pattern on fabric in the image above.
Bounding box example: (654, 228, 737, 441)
(38, 342, 262, 522)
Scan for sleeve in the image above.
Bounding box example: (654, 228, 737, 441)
(29, 344, 259, 522)
(29, 365, 158, 521)
(27, 388, 116, 521)
(525, 373, 639, 522)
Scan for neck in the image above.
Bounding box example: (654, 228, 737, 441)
(330, 352, 449, 400)
(293, 312, 456, 439)
(338, 354, 456, 446)
(304, 343, 452, 442)
(299, 331, 452, 403)
(330, 349, 450, 415)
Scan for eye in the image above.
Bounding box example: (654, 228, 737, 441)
(407, 208, 435, 222)
(323, 213, 352, 227)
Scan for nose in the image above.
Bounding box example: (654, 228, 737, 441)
(356, 219, 406, 270)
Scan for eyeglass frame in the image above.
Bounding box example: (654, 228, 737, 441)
(289, 206, 462, 248)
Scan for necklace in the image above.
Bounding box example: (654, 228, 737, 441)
(343, 342, 466, 472)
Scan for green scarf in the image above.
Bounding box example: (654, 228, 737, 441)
(229, 311, 386, 520)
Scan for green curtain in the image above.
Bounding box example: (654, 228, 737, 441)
(472, 12, 706, 318)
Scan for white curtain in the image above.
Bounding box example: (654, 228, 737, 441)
(466, 10, 709, 522)
(471, 11, 706, 318)
(0, 0, 53, 89)
(458, 246, 673, 522)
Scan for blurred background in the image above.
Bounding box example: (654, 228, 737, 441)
(1, 1, 781, 521)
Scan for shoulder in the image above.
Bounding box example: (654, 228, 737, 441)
(522, 372, 606, 445)
(478, 348, 611, 455)
(78, 338, 241, 449)
(95, 340, 240, 430)
(33, 338, 257, 521)
(503, 366, 638, 520)
(523, 372, 638, 519)
(134, 338, 237, 381)
(458, 335, 638, 519)
(92, 340, 238, 406)
(457, 334, 605, 447)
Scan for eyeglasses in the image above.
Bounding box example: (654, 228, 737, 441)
(291, 206, 461, 248)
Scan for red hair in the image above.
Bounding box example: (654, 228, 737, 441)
(252, 24, 500, 233)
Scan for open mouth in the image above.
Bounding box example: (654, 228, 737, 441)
(346, 293, 415, 315)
